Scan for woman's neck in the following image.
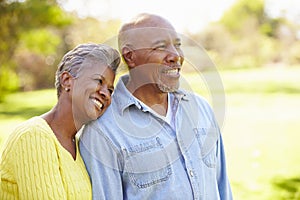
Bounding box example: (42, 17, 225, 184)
(42, 102, 78, 159)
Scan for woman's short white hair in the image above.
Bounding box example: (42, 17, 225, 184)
(55, 43, 120, 97)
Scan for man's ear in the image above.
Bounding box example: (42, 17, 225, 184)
(60, 71, 73, 91)
(122, 46, 136, 68)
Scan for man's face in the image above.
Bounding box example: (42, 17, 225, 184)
(127, 26, 184, 93)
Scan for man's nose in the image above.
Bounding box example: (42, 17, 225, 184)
(166, 47, 184, 65)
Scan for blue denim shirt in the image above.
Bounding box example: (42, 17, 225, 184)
(79, 75, 233, 200)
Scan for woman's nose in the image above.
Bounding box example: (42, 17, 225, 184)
(98, 85, 111, 100)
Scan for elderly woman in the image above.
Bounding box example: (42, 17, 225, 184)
(0, 43, 120, 199)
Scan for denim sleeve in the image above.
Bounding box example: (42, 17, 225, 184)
(216, 132, 233, 200)
(79, 123, 124, 200)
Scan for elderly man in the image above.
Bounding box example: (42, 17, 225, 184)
(80, 13, 233, 200)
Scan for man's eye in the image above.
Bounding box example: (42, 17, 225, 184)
(154, 45, 166, 50)
(174, 43, 181, 48)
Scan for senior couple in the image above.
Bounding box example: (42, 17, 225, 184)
(0, 13, 233, 199)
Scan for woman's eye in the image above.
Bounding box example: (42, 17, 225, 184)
(108, 89, 114, 95)
(97, 79, 103, 85)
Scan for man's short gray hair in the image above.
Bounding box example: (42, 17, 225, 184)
(55, 43, 120, 97)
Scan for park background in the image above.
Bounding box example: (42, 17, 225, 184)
(0, 0, 299, 199)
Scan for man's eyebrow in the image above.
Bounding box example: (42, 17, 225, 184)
(153, 38, 181, 44)
(153, 40, 166, 45)
(94, 74, 104, 78)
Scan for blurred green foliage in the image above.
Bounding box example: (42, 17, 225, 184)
(221, 0, 265, 33)
(19, 29, 61, 55)
(0, 0, 72, 101)
(0, 0, 121, 101)
(190, 0, 300, 70)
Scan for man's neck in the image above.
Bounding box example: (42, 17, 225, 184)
(127, 82, 169, 116)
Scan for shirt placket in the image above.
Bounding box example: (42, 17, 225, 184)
(173, 94, 201, 200)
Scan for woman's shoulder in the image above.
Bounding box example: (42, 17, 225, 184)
(13, 116, 51, 135)
(2, 116, 54, 150)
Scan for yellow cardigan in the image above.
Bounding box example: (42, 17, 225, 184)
(0, 116, 92, 200)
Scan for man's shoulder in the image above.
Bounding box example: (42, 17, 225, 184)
(85, 106, 115, 128)
(81, 102, 121, 138)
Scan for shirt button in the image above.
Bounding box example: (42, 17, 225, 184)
(189, 170, 194, 177)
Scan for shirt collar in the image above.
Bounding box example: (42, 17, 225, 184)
(113, 75, 136, 115)
(113, 74, 190, 115)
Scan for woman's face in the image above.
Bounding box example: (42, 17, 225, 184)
(71, 60, 115, 124)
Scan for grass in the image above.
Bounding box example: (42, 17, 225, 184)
(1, 67, 300, 199)
(0, 89, 57, 145)
(224, 93, 300, 199)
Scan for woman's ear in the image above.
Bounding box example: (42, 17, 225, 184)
(60, 71, 73, 91)
(122, 46, 136, 68)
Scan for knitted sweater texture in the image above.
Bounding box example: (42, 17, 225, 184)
(0, 116, 92, 200)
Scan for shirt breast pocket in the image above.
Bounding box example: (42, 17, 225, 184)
(194, 127, 218, 168)
(123, 139, 172, 189)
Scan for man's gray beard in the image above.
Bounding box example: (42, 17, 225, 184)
(157, 81, 179, 93)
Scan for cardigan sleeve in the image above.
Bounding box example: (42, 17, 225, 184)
(10, 131, 67, 200)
